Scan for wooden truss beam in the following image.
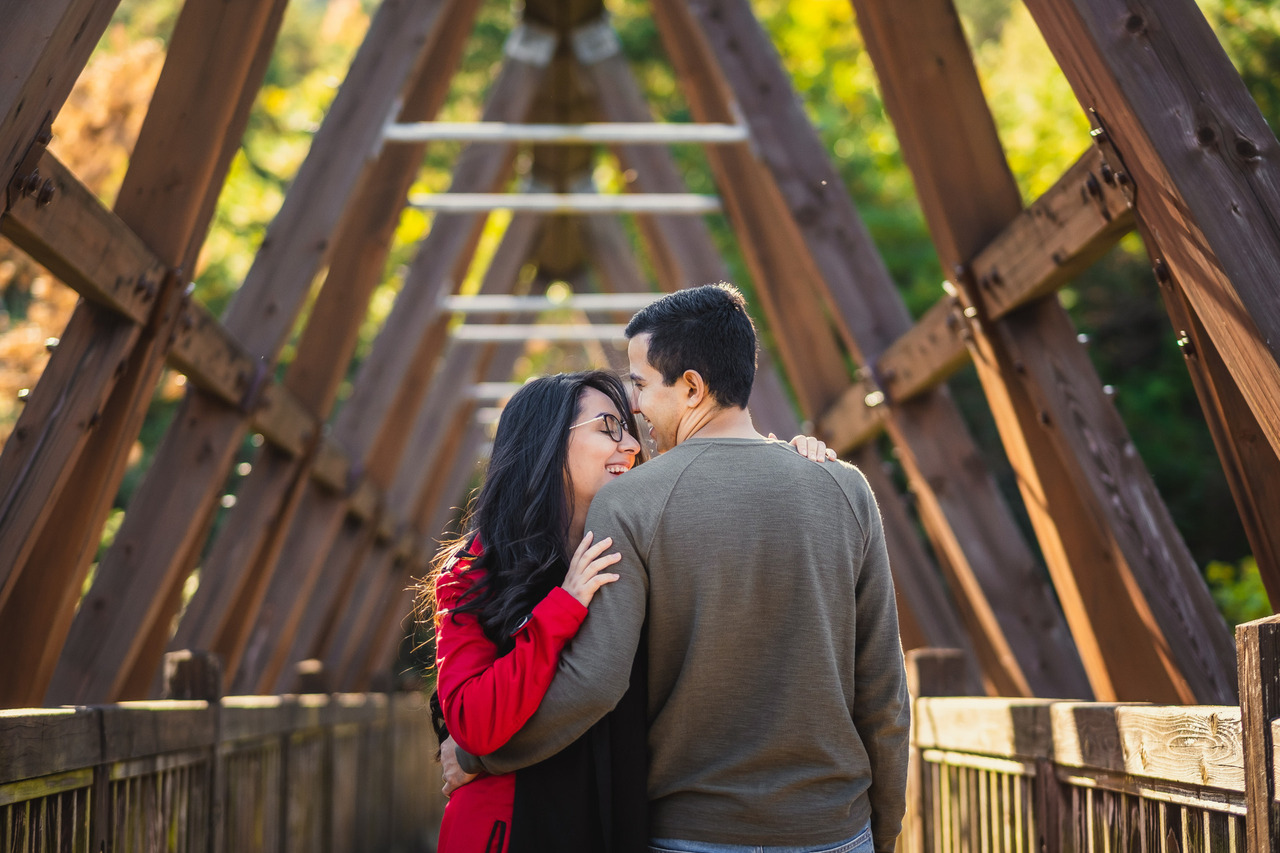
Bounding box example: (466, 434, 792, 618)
(1024, 0, 1280, 463)
(1, 1, 121, 186)
(848, 0, 1236, 702)
(817, 144, 1135, 450)
(0, 0, 288, 708)
(1022, 0, 1280, 610)
(45, 0, 453, 706)
(669, 0, 1081, 698)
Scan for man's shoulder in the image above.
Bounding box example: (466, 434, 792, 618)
(589, 443, 708, 515)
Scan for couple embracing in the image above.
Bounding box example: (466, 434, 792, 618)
(423, 284, 909, 853)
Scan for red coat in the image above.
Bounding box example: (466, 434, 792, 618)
(435, 540, 588, 852)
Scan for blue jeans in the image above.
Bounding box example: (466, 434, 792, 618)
(649, 821, 873, 853)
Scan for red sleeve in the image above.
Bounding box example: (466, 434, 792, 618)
(435, 557, 588, 756)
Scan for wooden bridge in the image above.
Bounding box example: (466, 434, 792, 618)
(2, 0, 1279, 850)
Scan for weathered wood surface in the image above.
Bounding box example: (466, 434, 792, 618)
(1237, 615, 1280, 851)
(0, 0, 120, 185)
(1152, 252, 1280, 603)
(850, 0, 1234, 704)
(0, 709, 101, 784)
(46, 0, 450, 707)
(1024, 0, 1280, 463)
(819, 145, 1135, 451)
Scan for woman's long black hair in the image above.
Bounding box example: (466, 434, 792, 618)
(420, 370, 643, 655)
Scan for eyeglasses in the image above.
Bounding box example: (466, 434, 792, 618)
(569, 412, 626, 443)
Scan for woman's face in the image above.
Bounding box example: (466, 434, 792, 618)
(566, 387, 641, 510)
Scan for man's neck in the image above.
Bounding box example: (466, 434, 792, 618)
(679, 404, 760, 443)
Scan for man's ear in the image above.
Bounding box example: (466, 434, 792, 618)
(682, 369, 708, 408)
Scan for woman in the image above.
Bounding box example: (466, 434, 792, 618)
(425, 370, 647, 853)
(423, 370, 833, 852)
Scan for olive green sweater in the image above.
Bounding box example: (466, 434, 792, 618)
(479, 437, 910, 851)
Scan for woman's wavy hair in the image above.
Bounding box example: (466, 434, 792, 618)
(417, 370, 642, 655)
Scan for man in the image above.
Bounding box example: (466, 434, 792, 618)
(457, 284, 909, 852)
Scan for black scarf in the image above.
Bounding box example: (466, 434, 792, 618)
(509, 628, 649, 853)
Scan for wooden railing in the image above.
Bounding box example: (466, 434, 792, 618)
(902, 614, 1280, 852)
(0, 691, 445, 852)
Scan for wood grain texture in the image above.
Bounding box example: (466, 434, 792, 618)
(914, 697, 1056, 759)
(1236, 615, 1280, 851)
(1023, 0, 1280, 461)
(0, 0, 120, 184)
(0, 709, 101, 784)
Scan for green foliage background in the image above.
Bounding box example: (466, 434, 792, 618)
(7, 0, 1275, 623)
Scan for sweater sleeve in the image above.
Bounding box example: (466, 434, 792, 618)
(849, 480, 912, 853)
(435, 564, 588, 757)
(476, 487, 648, 775)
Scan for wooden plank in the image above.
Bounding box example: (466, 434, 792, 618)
(849, 0, 1233, 703)
(1237, 615, 1280, 851)
(1049, 703, 1244, 791)
(1024, 0, 1280, 462)
(2, 152, 160, 324)
(229, 45, 550, 696)
(99, 702, 217, 763)
(0, 0, 121, 185)
(46, 0, 450, 707)
(0, 708, 102, 783)
(678, 0, 1090, 699)
(913, 697, 1055, 759)
(169, 0, 486, 690)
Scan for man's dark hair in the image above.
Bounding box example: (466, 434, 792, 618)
(625, 282, 757, 409)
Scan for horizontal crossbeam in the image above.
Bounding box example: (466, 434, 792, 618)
(384, 120, 749, 144)
(407, 193, 721, 214)
(441, 293, 658, 313)
(451, 323, 629, 341)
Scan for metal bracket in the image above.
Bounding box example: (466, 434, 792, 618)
(237, 358, 271, 416)
(1088, 109, 1137, 207)
(572, 17, 621, 65)
(504, 21, 558, 67)
(5, 113, 54, 212)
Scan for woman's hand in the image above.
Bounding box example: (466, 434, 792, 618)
(562, 531, 621, 607)
(769, 432, 838, 462)
(440, 736, 479, 798)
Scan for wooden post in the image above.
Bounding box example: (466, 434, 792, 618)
(904, 649, 972, 852)
(161, 650, 224, 702)
(1237, 615, 1280, 853)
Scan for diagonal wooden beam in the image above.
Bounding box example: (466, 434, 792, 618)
(1, 0, 122, 185)
(1023, 0, 1280, 462)
(0, 0, 289, 710)
(849, 0, 1236, 702)
(1149, 244, 1280, 602)
(657, 0, 1079, 698)
(230, 36, 554, 694)
(46, 0, 452, 705)
(818, 144, 1135, 450)
(166, 0, 487, 689)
